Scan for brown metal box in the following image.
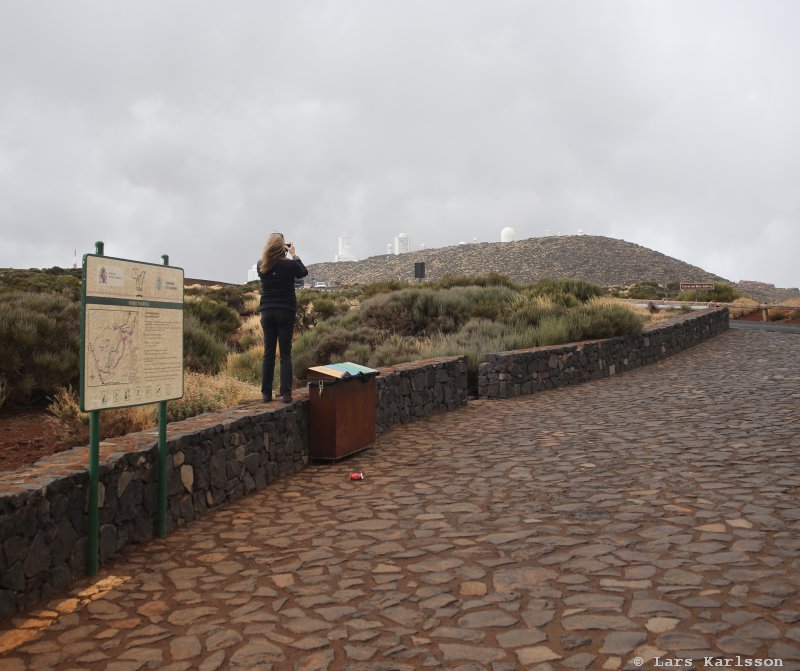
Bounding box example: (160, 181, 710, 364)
(307, 365, 377, 461)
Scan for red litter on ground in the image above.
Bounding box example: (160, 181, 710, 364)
(349, 472, 365, 480)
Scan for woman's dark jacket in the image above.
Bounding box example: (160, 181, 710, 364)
(257, 257, 308, 313)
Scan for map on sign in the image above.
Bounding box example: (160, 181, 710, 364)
(87, 310, 139, 385)
(81, 254, 184, 412)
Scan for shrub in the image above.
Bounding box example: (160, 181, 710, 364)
(340, 342, 374, 365)
(360, 290, 420, 335)
(569, 303, 644, 341)
(292, 319, 383, 378)
(184, 295, 242, 341)
(311, 297, 343, 321)
(360, 279, 410, 298)
(167, 371, 260, 421)
(370, 335, 420, 368)
(434, 273, 522, 290)
(231, 314, 262, 351)
(294, 290, 352, 331)
(183, 313, 228, 374)
(676, 283, 742, 303)
(243, 291, 260, 314)
(627, 283, 664, 300)
(0, 291, 80, 404)
(185, 284, 252, 314)
(509, 295, 563, 327)
(529, 278, 604, 302)
(225, 347, 263, 386)
(0, 267, 82, 300)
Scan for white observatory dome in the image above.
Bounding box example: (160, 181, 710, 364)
(500, 227, 516, 242)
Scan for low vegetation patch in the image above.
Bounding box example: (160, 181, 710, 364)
(0, 291, 80, 406)
(293, 277, 645, 392)
(2, 269, 658, 430)
(46, 372, 261, 444)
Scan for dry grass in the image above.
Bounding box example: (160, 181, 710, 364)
(729, 296, 759, 319)
(45, 372, 261, 442)
(588, 296, 679, 325)
(766, 297, 800, 321)
(224, 346, 263, 386)
(235, 314, 263, 350)
(243, 291, 260, 314)
(168, 371, 261, 421)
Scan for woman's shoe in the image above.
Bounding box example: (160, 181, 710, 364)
(262, 395, 272, 402)
(281, 394, 292, 403)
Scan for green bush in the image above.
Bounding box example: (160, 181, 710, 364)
(575, 304, 644, 340)
(627, 283, 664, 300)
(0, 291, 81, 404)
(284, 276, 645, 393)
(185, 296, 242, 342)
(226, 348, 263, 386)
(183, 313, 228, 374)
(185, 284, 253, 314)
(434, 273, 522, 290)
(676, 283, 742, 303)
(0, 267, 82, 300)
(360, 279, 411, 298)
(371, 334, 420, 368)
(529, 278, 604, 303)
(361, 290, 420, 335)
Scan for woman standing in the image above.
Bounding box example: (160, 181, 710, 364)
(257, 233, 308, 402)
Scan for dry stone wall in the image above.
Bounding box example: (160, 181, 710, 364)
(0, 356, 466, 617)
(478, 307, 729, 399)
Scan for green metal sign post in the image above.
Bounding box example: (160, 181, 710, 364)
(79, 241, 184, 575)
(158, 254, 170, 539)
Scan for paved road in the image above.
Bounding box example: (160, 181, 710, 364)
(1, 329, 799, 670)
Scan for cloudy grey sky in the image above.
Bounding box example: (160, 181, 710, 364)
(1, 1, 798, 287)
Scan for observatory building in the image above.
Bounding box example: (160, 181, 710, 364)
(500, 227, 516, 242)
(393, 233, 410, 255)
(335, 233, 357, 262)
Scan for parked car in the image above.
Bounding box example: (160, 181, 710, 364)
(313, 281, 327, 289)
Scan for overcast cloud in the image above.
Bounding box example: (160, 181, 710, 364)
(1, 1, 798, 287)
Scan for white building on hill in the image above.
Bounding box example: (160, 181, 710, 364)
(335, 233, 357, 262)
(394, 233, 410, 254)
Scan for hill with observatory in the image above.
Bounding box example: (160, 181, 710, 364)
(307, 235, 727, 288)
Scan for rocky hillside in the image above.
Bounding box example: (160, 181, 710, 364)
(734, 285, 800, 305)
(308, 235, 727, 288)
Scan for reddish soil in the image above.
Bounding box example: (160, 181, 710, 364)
(0, 408, 81, 471)
(736, 308, 800, 323)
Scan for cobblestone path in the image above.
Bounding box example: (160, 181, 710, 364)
(1, 329, 799, 670)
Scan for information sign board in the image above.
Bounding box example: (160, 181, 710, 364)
(80, 254, 184, 411)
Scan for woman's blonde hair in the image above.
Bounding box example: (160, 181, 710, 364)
(258, 233, 286, 274)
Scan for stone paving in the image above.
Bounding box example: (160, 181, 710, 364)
(1, 328, 799, 671)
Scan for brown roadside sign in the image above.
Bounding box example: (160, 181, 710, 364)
(680, 282, 715, 291)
